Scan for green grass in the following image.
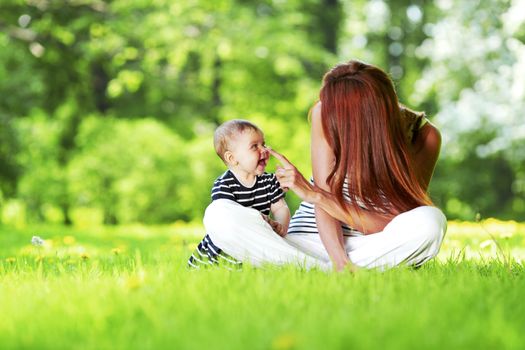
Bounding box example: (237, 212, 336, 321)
(1, 222, 524, 349)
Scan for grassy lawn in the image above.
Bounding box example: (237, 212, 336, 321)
(0, 220, 524, 349)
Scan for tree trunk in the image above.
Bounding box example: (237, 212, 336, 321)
(320, 0, 341, 54)
(211, 55, 223, 126)
(61, 202, 73, 226)
(57, 113, 81, 226)
(91, 60, 111, 114)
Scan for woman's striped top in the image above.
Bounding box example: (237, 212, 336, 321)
(288, 178, 361, 236)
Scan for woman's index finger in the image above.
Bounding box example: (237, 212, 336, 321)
(267, 148, 292, 168)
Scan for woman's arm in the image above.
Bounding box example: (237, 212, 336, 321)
(309, 103, 353, 270)
(269, 198, 290, 237)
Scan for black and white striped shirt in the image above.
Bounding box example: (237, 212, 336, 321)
(211, 170, 284, 215)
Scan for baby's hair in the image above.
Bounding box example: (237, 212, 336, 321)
(214, 119, 263, 163)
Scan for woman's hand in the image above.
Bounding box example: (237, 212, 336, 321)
(268, 148, 318, 204)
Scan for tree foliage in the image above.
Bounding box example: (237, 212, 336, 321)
(0, 0, 523, 224)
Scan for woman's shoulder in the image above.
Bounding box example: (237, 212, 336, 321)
(416, 122, 441, 155)
(309, 101, 325, 140)
(309, 101, 322, 122)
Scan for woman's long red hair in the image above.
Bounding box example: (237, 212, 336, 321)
(319, 60, 431, 218)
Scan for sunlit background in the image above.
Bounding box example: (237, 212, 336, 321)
(1, 0, 524, 226)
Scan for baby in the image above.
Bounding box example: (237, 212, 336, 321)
(188, 119, 290, 268)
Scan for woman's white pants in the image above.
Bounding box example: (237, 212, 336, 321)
(204, 199, 447, 271)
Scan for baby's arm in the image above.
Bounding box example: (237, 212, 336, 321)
(269, 198, 290, 237)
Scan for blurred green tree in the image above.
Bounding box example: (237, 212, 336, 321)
(69, 117, 190, 224)
(409, 0, 525, 219)
(0, 0, 523, 224)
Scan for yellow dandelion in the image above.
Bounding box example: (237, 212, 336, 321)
(112, 248, 122, 255)
(63, 235, 76, 245)
(80, 253, 90, 260)
(272, 333, 298, 350)
(6, 257, 16, 263)
(126, 275, 143, 290)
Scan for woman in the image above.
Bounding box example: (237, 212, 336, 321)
(204, 60, 446, 271)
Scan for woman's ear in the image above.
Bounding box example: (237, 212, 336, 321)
(224, 151, 237, 166)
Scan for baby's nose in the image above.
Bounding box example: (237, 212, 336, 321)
(259, 145, 269, 156)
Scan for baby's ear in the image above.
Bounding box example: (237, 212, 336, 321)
(224, 151, 237, 166)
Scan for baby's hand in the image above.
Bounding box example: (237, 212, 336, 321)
(260, 214, 287, 237)
(269, 220, 286, 237)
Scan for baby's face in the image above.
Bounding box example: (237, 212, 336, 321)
(229, 129, 269, 176)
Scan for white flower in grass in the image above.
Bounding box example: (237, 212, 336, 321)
(31, 236, 45, 247)
(480, 240, 494, 249)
